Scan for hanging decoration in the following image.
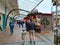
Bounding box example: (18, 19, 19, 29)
(41, 17, 50, 27)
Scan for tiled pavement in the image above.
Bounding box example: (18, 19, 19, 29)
(0, 33, 55, 45)
(0, 24, 43, 44)
(0, 42, 47, 45)
(40, 31, 54, 42)
(0, 24, 55, 45)
(36, 33, 55, 45)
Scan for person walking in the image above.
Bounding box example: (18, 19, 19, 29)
(21, 20, 27, 45)
(9, 20, 14, 35)
(17, 21, 21, 28)
(29, 19, 36, 44)
(25, 20, 30, 31)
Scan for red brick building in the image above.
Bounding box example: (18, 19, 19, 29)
(24, 13, 52, 33)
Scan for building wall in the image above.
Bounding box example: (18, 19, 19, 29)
(0, 0, 19, 30)
(0, 1, 15, 29)
(0, 2, 9, 29)
(0, 3, 5, 14)
(40, 14, 52, 32)
(25, 13, 52, 33)
(0, 13, 3, 26)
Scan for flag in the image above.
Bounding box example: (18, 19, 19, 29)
(52, 11, 54, 15)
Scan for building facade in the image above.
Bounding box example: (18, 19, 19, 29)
(25, 13, 52, 33)
(0, 0, 19, 30)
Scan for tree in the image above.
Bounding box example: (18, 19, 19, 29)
(41, 17, 50, 27)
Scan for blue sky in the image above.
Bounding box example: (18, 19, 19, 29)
(18, 0, 52, 14)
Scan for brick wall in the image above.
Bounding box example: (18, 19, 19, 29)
(40, 14, 52, 32)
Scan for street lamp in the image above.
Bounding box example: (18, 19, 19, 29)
(4, 0, 7, 29)
(5, 0, 7, 15)
(31, 0, 44, 11)
(53, 0, 58, 45)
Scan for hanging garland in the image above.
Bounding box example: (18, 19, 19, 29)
(41, 17, 50, 27)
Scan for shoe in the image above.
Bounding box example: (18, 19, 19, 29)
(22, 43, 24, 45)
(30, 40, 32, 44)
(33, 41, 35, 45)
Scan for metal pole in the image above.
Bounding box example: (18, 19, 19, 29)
(56, 0, 58, 26)
(54, 0, 58, 45)
(31, 0, 43, 11)
(5, 0, 7, 29)
(5, 0, 7, 15)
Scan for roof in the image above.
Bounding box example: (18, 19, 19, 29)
(27, 12, 52, 16)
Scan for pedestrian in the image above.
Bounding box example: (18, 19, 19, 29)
(29, 19, 36, 44)
(18, 20, 24, 28)
(25, 20, 30, 31)
(9, 20, 14, 35)
(17, 21, 21, 28)
(19, 21, 21, 28)
(21, 20, 27, 45)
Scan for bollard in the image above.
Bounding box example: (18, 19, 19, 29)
(54, 28, 58, 45)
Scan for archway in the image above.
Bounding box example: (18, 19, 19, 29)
(6, 8, 30, 25)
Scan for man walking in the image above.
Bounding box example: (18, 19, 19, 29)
(9, 20, 14, 35)
(29, 19, 36, 44)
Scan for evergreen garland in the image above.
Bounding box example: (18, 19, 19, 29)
(41, 17, 50, 27)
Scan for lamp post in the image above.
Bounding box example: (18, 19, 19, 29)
(31, 0, 43, 11)
(5, 0, 7, 15)
(4, 0, 7, 29)
(54, 0, 58, 45)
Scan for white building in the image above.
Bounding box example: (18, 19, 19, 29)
(52, 0, 60, 27)
(0, 0, 19, 29)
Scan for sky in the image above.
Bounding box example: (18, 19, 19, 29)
(36, 0, 52, 13)
(18, 0, 52, 14)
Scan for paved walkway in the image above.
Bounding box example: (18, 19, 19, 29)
(0, 24, 55, 45)
(0, 33, 55, 45)
(0, 24, 43, 44)
(40, 31, 54, 42)
(36, 33, 55, 45)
